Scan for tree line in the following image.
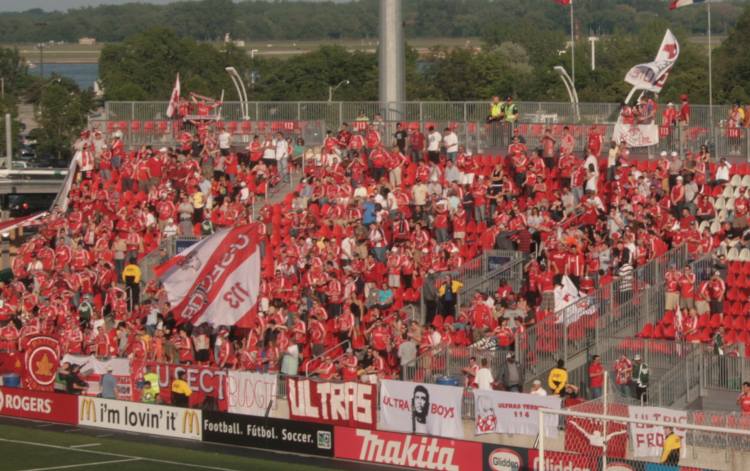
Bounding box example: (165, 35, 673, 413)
(98, 2, 750, 107)
(0, 0, 745, 43)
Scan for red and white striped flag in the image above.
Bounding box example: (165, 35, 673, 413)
(155, 224, 262, 327)
(166, 73, 181, 118)
(670, 0, 705, 10)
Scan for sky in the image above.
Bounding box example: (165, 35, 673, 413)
(0, 0, 348, 12)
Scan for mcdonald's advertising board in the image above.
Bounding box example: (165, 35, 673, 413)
(202, 410, 334, 457)
(77, 396, 202, 441)
(0, 386, 77, 424)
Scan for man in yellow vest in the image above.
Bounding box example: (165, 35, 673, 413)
(488, 96, 504, 122)
(122, 258, 142, 310)
(143, 365, 160, 404)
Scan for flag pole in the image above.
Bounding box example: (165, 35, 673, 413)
(570, 0, 576, 90)
(707, 0, 714, 145)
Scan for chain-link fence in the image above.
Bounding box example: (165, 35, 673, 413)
(539, 394, 750, 470)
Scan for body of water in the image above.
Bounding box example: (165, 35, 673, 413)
(35, 63, 99, 90)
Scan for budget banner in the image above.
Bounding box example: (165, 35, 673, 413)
(202, 410, 333, 457)
(287, 377, 376, 429)
(628, 405, 688, 458)
(77, 396, 202, 441)
(0, 386, 78, 425)
(227, 371, 278, 417)
(335, 426, 482, 471)
(378, 379, 464, 439)
(473, 389, 561, 438)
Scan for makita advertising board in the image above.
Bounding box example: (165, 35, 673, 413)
(335, 426, 481, 471)
(0, 386, 77, 424)
(202, 410, 333, 457)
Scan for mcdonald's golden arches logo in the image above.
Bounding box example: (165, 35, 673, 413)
(80, 398, 96, 423)
(182, 410, 199, 435)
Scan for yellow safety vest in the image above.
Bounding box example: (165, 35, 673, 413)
(490, 103, 503, 118)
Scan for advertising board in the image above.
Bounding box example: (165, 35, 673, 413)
(0, 386, 77, 424)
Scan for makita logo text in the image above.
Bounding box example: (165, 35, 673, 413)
(0, 391, 52, 414)
(355, 429, 458, 470)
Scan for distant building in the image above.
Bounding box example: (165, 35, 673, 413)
(233, 40, 246, 48)
(78, 37, 96, 46)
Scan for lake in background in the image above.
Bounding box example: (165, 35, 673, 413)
(35, 63, 99, 90)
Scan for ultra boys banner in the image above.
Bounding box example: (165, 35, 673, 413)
(378, 379, 464, 439)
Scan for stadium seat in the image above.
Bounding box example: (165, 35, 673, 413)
(637, 323, 653, 338)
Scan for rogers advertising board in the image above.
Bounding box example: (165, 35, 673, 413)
(335, 426, 481, 471)
(0, 386, 77, 424)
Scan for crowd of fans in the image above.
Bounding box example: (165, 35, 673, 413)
(0, 97, 739, 403)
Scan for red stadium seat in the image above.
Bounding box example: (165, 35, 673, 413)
(130, 121, 140, 132)
(637, 323, 653, 338)
(241, 121, 252, 134)
(144, 121, 154, 132)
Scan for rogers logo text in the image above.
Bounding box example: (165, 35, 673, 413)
(0, 390, 52, 414)
(355, 429, 459, 471)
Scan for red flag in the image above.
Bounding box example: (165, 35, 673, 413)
(555, 0, 571, 5)
(166, 73, 181, 118)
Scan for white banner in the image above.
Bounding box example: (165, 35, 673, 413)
(378, 380, 464, 439)
(77, 396, 202, 441)
(628, 405, 688, 458)
(624, 29, 680, 93)
(62, 355, 131, 376)
(612, 121, 659, 148)
(157, 224, 262, 326)
(473, 389, 561, 438)
(227, 371, 278, 417)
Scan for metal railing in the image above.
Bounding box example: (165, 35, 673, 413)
(519, 244, 689, 380)
(102, 100, 734, 131)
(95, 100, 750, 157)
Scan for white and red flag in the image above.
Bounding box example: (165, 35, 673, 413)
(166, 73, 181, 118)
(670, 0, 705, 10)
(155, 224, 262, 327)
(624, 29, 680, 94)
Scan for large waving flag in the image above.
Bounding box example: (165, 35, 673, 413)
(670, 0, 705, 10)
(155, 224, 262, 327)
(165, 73, 181, 118)
(624, 29, 680, 93)
(554, 0, 571, 5)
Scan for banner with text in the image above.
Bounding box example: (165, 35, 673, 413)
(378, 380, 464, 439)
(63, 355, 132, 400)
(287, 377, 376, 429)
(77, 396, 202, 441)
(0, 386, 78, 425)
(628, 405, 688, 458)
(202, 410, 333, 456)
(473, 389, 561, 438)
(227, 371, 278, 417)
(131, 361, 228, 411)
(612, 122, 659, 148)
(335, 426, 482, 471)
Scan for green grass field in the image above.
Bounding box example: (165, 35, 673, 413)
(0, 422, 334, 471)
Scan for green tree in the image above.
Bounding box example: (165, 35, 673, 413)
(714, 3, 750, 103)
(35, 77, 94, 159)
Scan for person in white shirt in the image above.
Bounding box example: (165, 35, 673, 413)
(275, 132, 290, 182)
(443, 128, 459, 162)
(426, 126, 442, 164)
(530, 379, 548, 396)
(218, 128, 232, 156)
(715, 157, 731, 184)
(476, 358, 495, 390)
